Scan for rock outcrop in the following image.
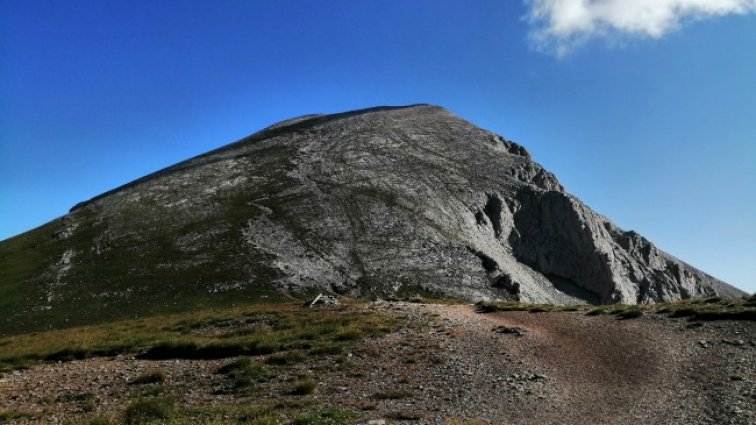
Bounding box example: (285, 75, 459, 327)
(0, 105, 743, 333)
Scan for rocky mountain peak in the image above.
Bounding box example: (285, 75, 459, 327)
(0, 104, 743, 334)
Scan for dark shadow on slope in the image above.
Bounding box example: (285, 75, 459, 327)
(545, 274, 601, 305)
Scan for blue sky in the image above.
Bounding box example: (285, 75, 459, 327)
(1, 1, 754, 292)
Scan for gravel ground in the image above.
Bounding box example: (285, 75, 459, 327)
(1, 302, 754, 424)
(325, 302, 755, 424)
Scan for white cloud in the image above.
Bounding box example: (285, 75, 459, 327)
(525, 0, 756, 55)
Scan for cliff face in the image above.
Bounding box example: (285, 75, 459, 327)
(0, 105, 742, 333)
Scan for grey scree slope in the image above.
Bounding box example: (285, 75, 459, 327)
(23, 105, 747, 310)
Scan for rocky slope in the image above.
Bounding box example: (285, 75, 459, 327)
(0, 105, 743, 334)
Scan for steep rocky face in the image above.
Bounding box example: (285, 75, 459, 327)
(0, 105, 743, 333)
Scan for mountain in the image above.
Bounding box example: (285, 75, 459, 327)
(0, 105, 744, 334)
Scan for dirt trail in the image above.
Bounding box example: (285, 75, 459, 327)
(338, 302, 754, 425)
(438, 305, 682, 424)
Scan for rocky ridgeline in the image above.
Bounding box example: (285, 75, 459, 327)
(1, 105, 744, 330)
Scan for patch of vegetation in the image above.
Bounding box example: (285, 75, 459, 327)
(334, 328, 364, 341)
(652, 296, 756, 321)
(356, 400, 377, 411)
(289, 378, 317, 395)
(129, 370, 166, 385)
(389, 410, 425, 420)
(478, 295, 755, 322)
(138, 403, 358, 425)
(216, 358, 269, 392)
(137, 385, 166, 398)
(291, 408, 356, 425)
(265, 351, 306, 365)
(167, 404, 280, 425)
(0, 410, 33, 422)
(123, 398, 176, 425)
(616, 308, 643, 320)
(0, 303, 399, 371)
(373, 389, 412, 400)
(74, 415, 117, 425)
(476, 301, 588, 314)
(308, 343, 344, 356)
(0, 201, 296, 337)
(139, 341, 277, 360)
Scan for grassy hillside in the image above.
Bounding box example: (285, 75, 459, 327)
(0, 220, 66, 335)
(0, 302, 399, 372)
(0, 189, 294, 337)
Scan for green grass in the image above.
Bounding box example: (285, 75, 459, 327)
(216, 358, 269, 393)
(477, 295, 755, 322)
(476, 301, 587, 314)
(129, 370, 166, 385)
(290, 378, 317, 395)
(123, 398, 176, 424)
(72, 401, 363, 425)
(264, 350, 307, 365)
(0, 410, 34, 422)
(291, 408, 356, 425)
(0, 174, 309, 337)
(161, 404, 280, 425)
(615, 308, 644, 320)
(476, 301, 587, 313)
(74, 416, 117, 425)
(105, 403, 360, 425)
(308, 343, 344, 356)
(0, 303, 399, 372)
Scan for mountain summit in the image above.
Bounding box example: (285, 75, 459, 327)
(0, 105, 743, 333)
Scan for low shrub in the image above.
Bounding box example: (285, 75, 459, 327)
(693, 310, 756, 321)
(123, 398, 175, 425)
(309, 343, 344, 356)
(616, 309, 643, 320)
(138, 341, 278, 360)
(0, 410, 33, 422)
(76, 415, 116, 425)
(217, 358, 269, 392)
(373, 389, 411, 400)
(335, 328, 364, 341)
(290, 378, 316, 395)
(265, 351, 305, 365)
(389, 410, 425, 420)
(128, 370, 166, 385)
(291, 408, 356, 425)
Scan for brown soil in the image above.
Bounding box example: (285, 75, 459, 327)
(1, 302, 754, 424)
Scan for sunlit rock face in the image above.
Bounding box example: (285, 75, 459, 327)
(3, 105, 743, 329)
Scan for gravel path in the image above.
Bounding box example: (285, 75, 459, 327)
(327, 302, 755, 424)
